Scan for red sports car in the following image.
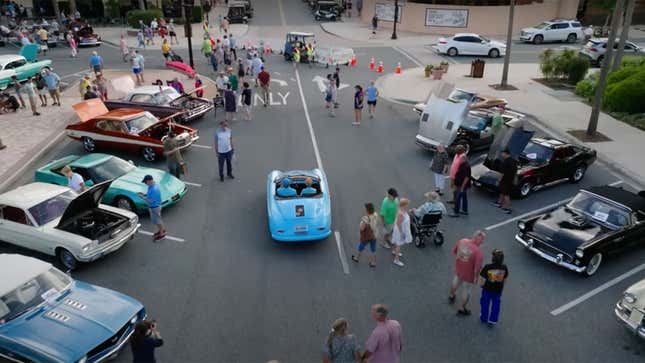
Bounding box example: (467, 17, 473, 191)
(66, 99, 199, 162)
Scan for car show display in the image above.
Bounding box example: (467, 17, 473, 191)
(0, 44, 52, 89)
(616, 278, 645, 339)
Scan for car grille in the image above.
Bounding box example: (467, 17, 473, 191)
(86, 318, 133, 359)
(528, 235, 573, 261)
(521, 31, 526, 36)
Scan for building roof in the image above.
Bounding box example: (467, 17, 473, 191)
(0, 254, 52, 297)
(0, 182, 70, 209)
(586, 186, 645, 213)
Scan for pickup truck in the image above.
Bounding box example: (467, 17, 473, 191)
(104, 85, 213, 124)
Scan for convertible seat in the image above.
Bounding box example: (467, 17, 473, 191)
(277, 187, 297, 197)
(300, 187, 317, 196)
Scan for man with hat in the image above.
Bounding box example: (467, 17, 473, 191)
(494, 148, 517, 214)
(138, 175, 166, 241)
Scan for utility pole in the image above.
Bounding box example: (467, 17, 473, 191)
(500, 0, 515, 88)
(390, 0, 398, 40)
(587, 0, 625, 136)
(183, 1, 195, 68)
(612, 0, 635, 72)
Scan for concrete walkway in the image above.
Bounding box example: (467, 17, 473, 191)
(376, 63, 645, 188)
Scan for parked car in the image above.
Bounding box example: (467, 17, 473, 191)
(520, 19, 583, 44)
(516, 186, 645, 276)
(434, 33, 506, 58)
(0, 44, 52, 90)
(69, 22, 101, 47)
(615, 278, 645, 339)
(471, 126, 597, 198)
(226, 2, 249, 24)
(103, 85, 214, 124)
(413, 88, 507, 114)
(0, 253, 146, 362)
(66, 99, 199, 162)
(35, 153, 187, 213)
(0, 181, 139, 269)
(314, 1, 340, 21)
(579, 38, 643, 66)
(267, 169, 331, 242)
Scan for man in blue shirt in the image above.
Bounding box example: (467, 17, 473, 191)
(42, 69, 61, 106)
(137, 175, 166, 241)
(89, 51, 103, 75)
(366, 80, 379, 118)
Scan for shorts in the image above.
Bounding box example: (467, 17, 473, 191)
(37, 88, 48, 96)
(452, 275, 474, 299)
(381, 224, 393, 238)
(92, 64, 102, 73)
(367, 100, 377, 106)
(499, 179, 513, 195)
(48, 88, 60, 97)
(354, 105, 363, 110)
(132, 67, 141, 74)
(325, 93, 332, 102)
(358, 239, 376, 253)
(149, 206, 163, 225)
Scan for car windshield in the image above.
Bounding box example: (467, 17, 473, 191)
(521, 141, 553, 163)
(479, 35, 490, 42)
(461, 115, 489, 131)
(88, 156, 135, 183)
(534, 22, 549, 29)
(567, 191, 631, 230)
(28, 191, 76, 226)
(0, 267, 72, 324)
(154, 88, 179, 104)
(449, 89, 475, 103)
(125, 112, 159, 134)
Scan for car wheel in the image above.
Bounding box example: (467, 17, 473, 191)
(57, 248, 78, 270)
(488, 48, 500, 58)
(566, 33, 577, 43)
(570, 164, 587, 183)
(597, 55, 605, 67)
(584, 253, 603, 276)
(533, 35, 543, 45)
(82, 137, 96, 152)
(114, 196, 136, 212)
(315, 15, 320, 20)
(518, 180, 533, 199)
(434, 231, 444, 246)
(142, 147, 156, 162)
(447, 47, 458, 57)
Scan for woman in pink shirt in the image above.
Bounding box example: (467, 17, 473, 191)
(448, 145, 466, 203)
(67, 31, 77, 58)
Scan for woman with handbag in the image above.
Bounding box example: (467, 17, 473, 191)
(351, 202, 378, 268)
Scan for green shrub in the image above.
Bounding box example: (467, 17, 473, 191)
(621, 55, 645, 68)
(575, 79, 596, 100)
(604, 68, 645, 113)
(552, 49, 576, 79)
(190, 6, 203, 23)
(566, 56, 590, 84)
(126, 9, 164, 28)
(539, 49, 555, 79)
(539, 49, 589, 83)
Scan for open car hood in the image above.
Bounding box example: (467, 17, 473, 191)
(72, 98, 109, 122)
(19, 44, 39, 62)
(417, 94, 469, 147)
(484, 122, 534, 170)
(57, 180, 112, 227)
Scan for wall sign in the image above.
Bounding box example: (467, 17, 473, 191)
(425, 8, 469, 28)
(375, 3, 402, 23)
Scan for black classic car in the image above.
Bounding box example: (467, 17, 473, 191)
(471, 125, 597, 198)
(516, 186, 645, 276)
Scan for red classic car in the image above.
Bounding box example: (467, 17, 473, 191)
(66, 99, 199, 162)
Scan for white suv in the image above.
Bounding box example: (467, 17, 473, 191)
(520, 19, 584, 44)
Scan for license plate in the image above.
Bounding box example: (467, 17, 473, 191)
(629, 310, 644, 326)
(294, 225, 308, 233)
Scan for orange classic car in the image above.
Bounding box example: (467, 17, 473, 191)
(66, 99, 199, 162)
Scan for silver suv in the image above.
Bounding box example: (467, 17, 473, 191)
(579, 38, 643, 66)
(520, 19, 584, 44)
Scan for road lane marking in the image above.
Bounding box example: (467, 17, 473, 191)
(393, 46, 423, 67)
(484, 180, 623, 231)
(293, 64, 324, 170)
(334, 231, 350, 275)
(138, 229, 185, 243)
(192, 144, 212, 149)
(183, 181, 202, 187)
(277, 0, 287, 27)
(550, 262, 645, 316)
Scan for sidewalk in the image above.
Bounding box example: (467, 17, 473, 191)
(0, 69, 217, 192)
(376, 63, 645, 188)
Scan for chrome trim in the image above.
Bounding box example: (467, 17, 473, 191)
(78, 223, 141, 262)
(515, 234, 585, 273)
(92, 324, 136, 363)
(615, 302, 645, 339)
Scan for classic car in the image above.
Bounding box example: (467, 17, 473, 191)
(69, 22, 101, 47)
(0, 181, 139, 270)
(413, 88, 507, 114)
(0, 254, 146, 363)
(35, 153, 187, 213)
(226, 2, 249, 24)
(615, 278, 645, 339)
(471, 125, 597, 198)
(267, 169, 331, 242)
(66, 98, 199, 162)
(516, 186, 645, 276)
(0, 44, 52, 89)
(104, 85, 214, 124)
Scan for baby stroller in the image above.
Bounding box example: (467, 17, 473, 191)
(410, 212, 444, 248)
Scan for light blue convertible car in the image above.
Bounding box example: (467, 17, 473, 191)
(0, 254, 146, 363)
(267, 169, 332, 242)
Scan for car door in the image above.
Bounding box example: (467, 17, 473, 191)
(450, 36, 468, 54)
(94, 119, 128, 148)
(0, 205, 47, 253)
(543, 24, 559, 42)
(603, 211, 645, 254)
(468, 36, 487, 55)
(548, 146, 576, 181)
(8, 59, 28, 81)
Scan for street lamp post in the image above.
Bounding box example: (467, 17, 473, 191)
(391, 0, 398, 40)
(183, 1, 195, 68)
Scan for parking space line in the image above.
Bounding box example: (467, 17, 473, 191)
(192, 144, 212, 149)
(393, 46, 423, 67)
(293, 64, 324, 170)
(550, 262, 645, 316)
(183, 181, 202, 187)
(138, 229, 185, 243)
(334, 231, 350, 275)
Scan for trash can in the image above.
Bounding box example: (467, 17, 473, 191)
(470, 59, 485, 78)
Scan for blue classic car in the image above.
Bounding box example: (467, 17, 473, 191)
(267, 169, 332, 241)
(0, 254, 146, 363)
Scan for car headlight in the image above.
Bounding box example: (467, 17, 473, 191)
(517, 221, 526, 231)
(130, 316, 138, 324)
(82, 245, 91, 252)
(575, 249, 584, 258)
(624, 292, 637, 304)
(77, 356, 87, 363)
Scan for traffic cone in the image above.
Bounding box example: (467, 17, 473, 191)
(265, 42, 271, 54)
(376, 61, 384, 73)
(395, 62, 401, 74)
(369, 57, 375, 70)
(350, 54, 357, 66)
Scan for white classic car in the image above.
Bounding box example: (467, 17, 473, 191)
(0, 181, 140, 270)
(615, 278, 645, 339)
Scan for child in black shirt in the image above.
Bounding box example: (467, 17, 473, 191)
(479, 249, 509, 326)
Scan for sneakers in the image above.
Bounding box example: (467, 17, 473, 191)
(501, 208, 512, 214)
(352, 122, 360, 126)
(391, 251, 402, 257)
(492, 201, 502, 207)
(351, 255, 359, 263)
(393, 260, 404, 267)
(153, 232, 166, 242)
(380, 241, 391, 249)
(456, 309, 471, 316)
(448, 295, 456, 304)
(228, 174, 235, 179)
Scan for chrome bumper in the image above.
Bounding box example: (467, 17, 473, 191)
(614, 301, 645, 339)
(514, 234, 585, 273)
(79, 223, 141, 262)
(184, 104, 214, 121)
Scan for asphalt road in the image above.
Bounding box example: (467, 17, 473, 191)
(2, 1, 645, 362)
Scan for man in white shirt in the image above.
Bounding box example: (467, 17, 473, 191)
(214, 120, 234, 182)
(62, 165, 87, 193)
(215, 72, 229, 93)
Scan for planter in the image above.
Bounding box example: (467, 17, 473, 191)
(432, 69, 444, 80)
(439, 63, 449, 72)
(424, 69, 431, 77)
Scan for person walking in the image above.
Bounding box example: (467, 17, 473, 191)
(210, 50, 219, 73)
(10, 76, 25, 109)
(494, 148, 517, 214)
(241, 82, 252, 120)
(23, 77, 40, 116)
(391, 198, 412, 267)
(137, 29, 145, 49)
(229, 33, 237, 60)
(95, 73, 108, 101)
(479, 249, 508, 327)
(351, 202, 378, 268)
(449, 154, 471, 217)
(365, 81, 379, 119)
(324, 74, 336, 117)
(202, 35, 213, 60)
(42, 69, 61, 106)
(251, 54, 263, 87)
(194, 75, 204, 98)
(332, 67, 340, 108)
(79, 74, 91, 99)
(227, 67, 239, 94)
(447, 144, 466, 204)
(150, 18, 159, 36)
(145, 26, 154, 46)
(215, 120, 234, 182)
(168, 19, 178, 44)
(215, 71, 228, 94)
(380, 188, 398, 249)
(322, 318, 361, 363)
(138, 175, 166, 241)
(130, 320, 163, 363)
(161, 38, 171, 61)
(362, 304, 402, 363)
(356, 0, 363, 17)
(163, 131, 184, 179)
(35, 73, 48, 107)
(61, 165, 86, 192)
(89, 51, 103, 75)
(371, 14, 378, 35)
(68, 31, 78, 58)
(131, 50, 145, 85)
(449, 230, 485, 316)
(352, 85, 363, 126)
(119, 34, 129, 62)
(223, 83, 237, 121)
(237, 59, 246, 82)
(430, 145, 450, 196)
(258, 66, 270, 107)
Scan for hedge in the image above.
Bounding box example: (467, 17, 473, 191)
(539, 48, 589, 84)
(604, 68, 645, 114)
(126, 9, 164, 28)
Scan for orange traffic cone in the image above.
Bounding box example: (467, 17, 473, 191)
(351, 54, 357, 66)
(395, 62, 401, 74)
(265, 42, 271, 54)
(369, 57, 375, 70)
(376, 61, 384, 73)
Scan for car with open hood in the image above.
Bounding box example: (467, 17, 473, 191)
(471, 125, 596, 198)
(267, 169, 331, 242)
(69, 22, 101, 47)
(412, 89, 507, 115)
(65, 98, 199, 162)
(0, 181, 140, 270)
(0, 44, 52, 90)
(516, 186, 645, 276)
(615, 277, 645, 339)
(0, 254, 146, 362)
(35, 153, 187, 214)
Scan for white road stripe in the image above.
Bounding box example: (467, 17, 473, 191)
(293, 64, 324, 170)
(393, 46, 423, 67)
(334, 231, 350, 275)
(550, 262, 645, 316)
(277, 0, 287, 27)
(138, 229, 185, 242)
(183, 181, 202, 187)
(191, 144, 212, 149)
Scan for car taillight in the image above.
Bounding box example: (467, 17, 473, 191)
(589, 48, 597, 52)
(317, 226, 326, 231)
(439, 40, 447, 44)
(520, 169, 534, 177)
(277, 229, 285, 233)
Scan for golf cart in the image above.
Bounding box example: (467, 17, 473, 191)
(284, 31, 314, 61)
(314, 1, 340, 21)
(227, 3, 249, 24)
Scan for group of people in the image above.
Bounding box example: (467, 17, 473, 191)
(137, 18, 179, 48)
(78, 72, 108, 101)
(8, 68, 61, 116)
(323, 67, 379, 125)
